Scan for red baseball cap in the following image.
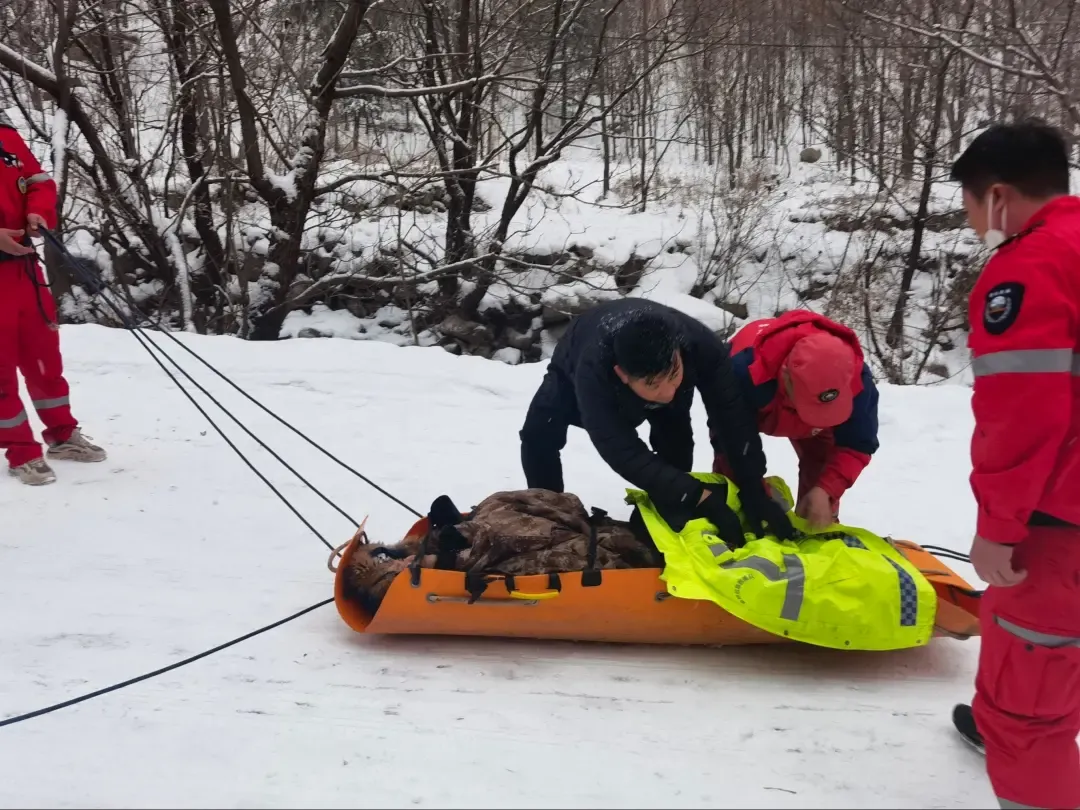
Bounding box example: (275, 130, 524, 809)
(783, 332, 857, 428)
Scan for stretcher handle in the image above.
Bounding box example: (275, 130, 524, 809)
(425, 593, 545, 606)
(508, 589, 560, 600)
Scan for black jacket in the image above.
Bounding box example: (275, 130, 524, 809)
(549, 298, 767, 507)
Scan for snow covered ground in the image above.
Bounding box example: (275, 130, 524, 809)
(0, 325, 995, 808)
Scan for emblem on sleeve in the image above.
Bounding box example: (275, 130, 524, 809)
(983, 282, 1024, 335)
(17, 176, 27, 195)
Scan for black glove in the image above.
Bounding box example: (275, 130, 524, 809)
(694, 487, 749, 550)
(740, 483, 796, 541)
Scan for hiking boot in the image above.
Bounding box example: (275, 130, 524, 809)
(47, 429, 107, 463)
(9, 458, 57, 486)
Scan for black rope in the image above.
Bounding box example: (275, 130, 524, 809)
(41, 227, 421, 520)
(919, 544, 972, 564)
(0, 598, 333, 729)
(130, 323, 361, 534)
(39, 228, 420, 541)
(135, 321, 423, 520)
(123, 323, 337, 549)
(31, 250, 336, 549)
(0, 234, 427, 730)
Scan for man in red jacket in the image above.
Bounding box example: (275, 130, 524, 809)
(948, 119, 1080, 810)
(0, 112, 106, 486)
(712, 309, 879, 528)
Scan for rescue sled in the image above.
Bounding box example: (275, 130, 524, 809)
(331, 514, 982, 648)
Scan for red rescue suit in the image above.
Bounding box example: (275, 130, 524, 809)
(713, 310, 880, 513)
(966, 195, 1080, 810)
(0, 117, 77, 468)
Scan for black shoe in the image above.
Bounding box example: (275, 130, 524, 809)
(952, 703, 985, 755)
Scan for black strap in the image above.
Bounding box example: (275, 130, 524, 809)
(434, 525, 470, 569)
(465, 572, 489, 604)
(503, 572, 559, 595)
(582, 507, 606, 587)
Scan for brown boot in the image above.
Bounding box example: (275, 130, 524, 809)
(9, 457, 57, 486)
(47, 428, 107, 463)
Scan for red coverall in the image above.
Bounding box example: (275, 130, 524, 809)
(713, 311, 880, 514)
(0, 118, 78, 468)
(966, 195, 1080, 810)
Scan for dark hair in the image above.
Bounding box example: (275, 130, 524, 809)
(612, 313, 680, 380)
(950, 118, 1071, 198)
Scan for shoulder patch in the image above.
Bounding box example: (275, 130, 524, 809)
(0, 110, 12, 129)
(983, 282, 1025, 335)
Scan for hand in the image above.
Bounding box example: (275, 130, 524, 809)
(695, 488, 749, 550)
(0, 228, 34, 256)
(970, 534, 1027, 587)
(740, 483, 796, 541)
(796, 487, 836, 530)
(25, 213, 46, 236)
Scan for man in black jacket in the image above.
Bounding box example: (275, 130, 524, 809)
(519, 298, 794, 547)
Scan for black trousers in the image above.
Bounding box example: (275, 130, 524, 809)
(518, 368, 694, 493)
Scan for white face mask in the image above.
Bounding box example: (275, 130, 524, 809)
(983, 190, 1008, 250)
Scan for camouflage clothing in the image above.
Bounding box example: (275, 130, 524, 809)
(342, 488, 661, 613)
(449, 489, 661, 575)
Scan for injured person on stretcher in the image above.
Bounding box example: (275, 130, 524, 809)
(339, 472, 942, 654)
(342, 487, 664, 616)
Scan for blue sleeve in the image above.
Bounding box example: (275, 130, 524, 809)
(833, 364, 880, 455)
(729, 347, 778, 410)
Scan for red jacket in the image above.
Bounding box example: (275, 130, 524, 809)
(728, 310, 880, 500)
(967, 195, 1080, 543)
(0, 115, 58, 237)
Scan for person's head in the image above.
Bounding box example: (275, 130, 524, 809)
(950, 119, 1071, 248)
(612, 313, 684, 403)
(780, 332, 857, 428)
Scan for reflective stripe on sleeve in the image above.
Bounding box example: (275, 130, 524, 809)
(25, 172, 52, 186)
(971, 348, 1077, 377)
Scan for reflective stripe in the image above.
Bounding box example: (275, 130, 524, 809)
(32, 396, 69, 411)
(996, 615, 1080, 648)
(972, 348, 1075, 377)
(780, 555, 806, 621)
(1075, 353, 1080, 376)
(841, 534, 867, 549)
(0, 410, 28, 429)
(809, 531, 919, 627)
(720, 554, 805, 621)
(25, 172, 52, 186)
(707, 541, 730, 556)
(885, 558, 920, 627)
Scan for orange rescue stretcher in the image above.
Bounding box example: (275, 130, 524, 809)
(332, 515, 983, 647)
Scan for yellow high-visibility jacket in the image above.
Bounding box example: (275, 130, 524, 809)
(626, 474, 937, 651)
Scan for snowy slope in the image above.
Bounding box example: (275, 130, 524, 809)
(0, 325, 994, 808)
